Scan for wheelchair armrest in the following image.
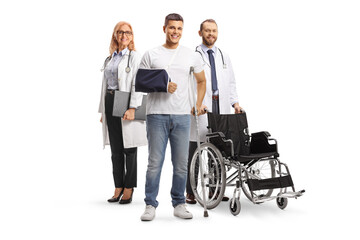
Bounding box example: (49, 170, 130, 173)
(251, 131, 271, 138)
(205, 131, 234, 157)
(206, 131, 226, 138)
(250, 131, 278, 155)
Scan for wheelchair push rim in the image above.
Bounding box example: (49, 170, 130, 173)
(189, 143, 226, 210)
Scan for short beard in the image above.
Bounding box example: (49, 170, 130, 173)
(202, 36, 216, 47)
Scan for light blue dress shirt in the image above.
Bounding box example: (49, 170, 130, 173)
(105, 48, 128, 90)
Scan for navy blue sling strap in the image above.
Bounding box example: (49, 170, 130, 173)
(135, 69, 169, 93)
(135, 46, 180, 93)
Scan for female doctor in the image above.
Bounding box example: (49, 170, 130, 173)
(98, 21, 146, 204)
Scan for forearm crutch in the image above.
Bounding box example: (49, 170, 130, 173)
(189, 67, 208, 217)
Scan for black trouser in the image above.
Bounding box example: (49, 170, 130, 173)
(105, 91, 137, 188)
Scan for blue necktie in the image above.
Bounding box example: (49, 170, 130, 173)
(207, 49, 218, 92)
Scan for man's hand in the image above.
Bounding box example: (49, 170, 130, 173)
(233, 103, 244, 114)
(168, 82, 177, 94)
(123, 108, 135, 120)
(192, 104, 207, 116)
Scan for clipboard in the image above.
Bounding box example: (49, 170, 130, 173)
(112, 91, 130, 117)
(112, 91, 147, 121)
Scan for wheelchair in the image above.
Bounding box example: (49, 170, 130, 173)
(189, 112, 305, 216)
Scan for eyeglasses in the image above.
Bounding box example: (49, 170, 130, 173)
(116, 31, 133, 36)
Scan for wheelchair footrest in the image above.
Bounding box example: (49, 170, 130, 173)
(247, 175, 294, 191)
(278, 190, 305, 198)
(253, 189, 305, 203)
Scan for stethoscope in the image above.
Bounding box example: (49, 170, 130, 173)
(101, 50, 132, 73)
(125, 50, 132, 73)
(195, 46, 227, 69)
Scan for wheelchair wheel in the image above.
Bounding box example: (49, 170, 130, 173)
(276, 196, 288, 210)
(241, 159, 276, 202)
(189, 143, 226, 210)
(229, 198, 241, 216)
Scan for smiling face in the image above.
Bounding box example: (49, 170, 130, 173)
(199, 21, 218, 48)
(163, 20, 183, 48)
(114, 24, 133, 50)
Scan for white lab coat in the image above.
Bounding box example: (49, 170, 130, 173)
(98, 50, 147, 149)
(190, 46, 239, 142)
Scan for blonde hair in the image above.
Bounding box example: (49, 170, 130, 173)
(109, 21, 135, 55)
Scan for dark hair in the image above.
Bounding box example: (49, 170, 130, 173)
(200, 19, 217, 31)
(164, 13, 183, 27)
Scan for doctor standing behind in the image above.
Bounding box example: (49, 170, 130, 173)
(99, 21, 147, 204)
(186, 19, 244, 204)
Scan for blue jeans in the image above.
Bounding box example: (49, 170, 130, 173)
(144, 114, 191, 208)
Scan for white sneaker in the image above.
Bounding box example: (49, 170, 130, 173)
(174, 204, 193, 219)
(141, 205, 156, 221)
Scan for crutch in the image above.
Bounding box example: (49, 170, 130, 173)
(189, 67, 208, 217)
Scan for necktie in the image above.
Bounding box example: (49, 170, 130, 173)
(207, 49, 218, 92)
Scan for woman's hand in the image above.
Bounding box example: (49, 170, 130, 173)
(100, 116, 103, 123)
(123, 108, 135, 120)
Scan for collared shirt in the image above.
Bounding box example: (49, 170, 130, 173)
(200, 43, 218, 60)
(200, 44, 219, 96)
(105, 48, 128, 90)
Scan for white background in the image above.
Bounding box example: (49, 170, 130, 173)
(0, 0, 359, 239)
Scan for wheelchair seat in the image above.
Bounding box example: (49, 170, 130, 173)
(238, 152, 277, 161)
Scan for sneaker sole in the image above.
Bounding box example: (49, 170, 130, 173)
(174, 213, 193, 219)
(141, 215, 155, 221)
